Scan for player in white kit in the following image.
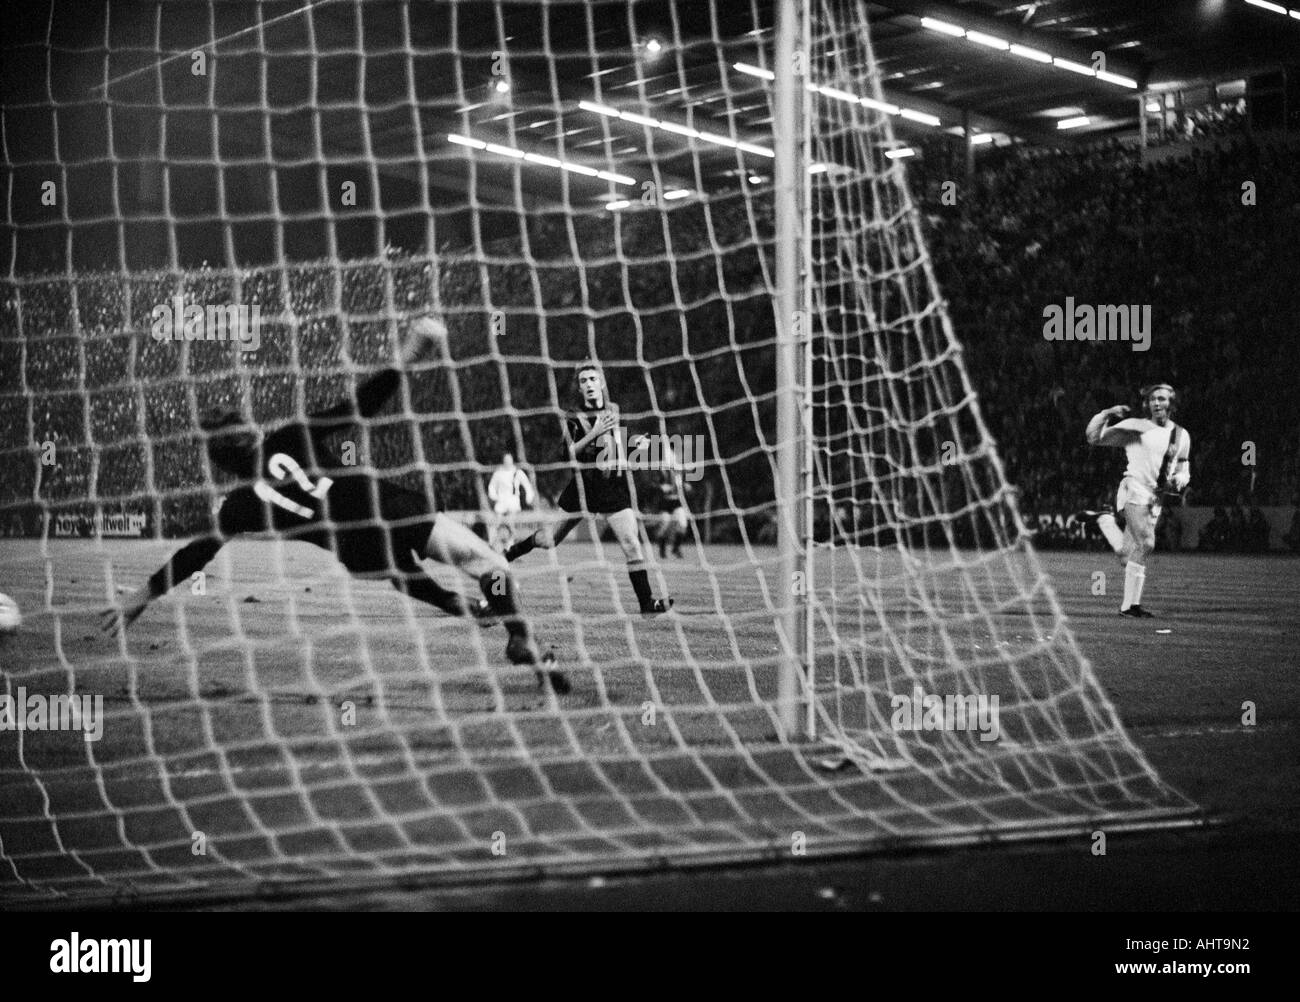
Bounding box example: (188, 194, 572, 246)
(487, 453, 535, 551)
(1077, 384, 1191, 618)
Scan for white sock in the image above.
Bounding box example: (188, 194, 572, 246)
(1097, 513, 1126, 555)
(1121, 561, 1145, 611)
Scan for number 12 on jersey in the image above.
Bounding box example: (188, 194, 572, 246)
(253, 452, 334, 518)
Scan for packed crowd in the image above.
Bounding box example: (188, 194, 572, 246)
(2, 132, 1297, 549)
(909, 132, 1300, 539)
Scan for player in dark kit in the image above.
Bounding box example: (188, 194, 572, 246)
(101, 316, 568, 693)
(504, 362, 672, 617)
(652, 468, 690, 560)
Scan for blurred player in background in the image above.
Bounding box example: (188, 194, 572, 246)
(651, 440, 691, 560)
(1077, 383, 1191, 618)
(505, 362, 673, 617)
(102, 316, 567, 693)
(487, 453, 535, 552)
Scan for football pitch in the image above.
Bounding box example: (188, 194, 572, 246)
(1, 539, 1297, 909)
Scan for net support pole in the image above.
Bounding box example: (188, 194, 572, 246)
(799, 0, 816, 741)
(774, 0, 810, 739)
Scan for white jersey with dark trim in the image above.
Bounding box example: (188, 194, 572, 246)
(1106, 418, 1191, 504)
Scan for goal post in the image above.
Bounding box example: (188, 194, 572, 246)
(773, 0, 812, 740)
(0, 0, 1200, 906)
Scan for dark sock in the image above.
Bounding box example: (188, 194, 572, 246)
(629, 567, 653, 609)
(504, 532, 539, 563)
(479, 571, 530, 643)
(395, 575, 467, 617)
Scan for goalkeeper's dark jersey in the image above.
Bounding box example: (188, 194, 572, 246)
(148, 370, 434, 595)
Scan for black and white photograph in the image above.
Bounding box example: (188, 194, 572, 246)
(0, 0, 1295, 970)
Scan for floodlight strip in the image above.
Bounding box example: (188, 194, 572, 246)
(918, 17, 1138, 89)
(447, 133, 637, 185)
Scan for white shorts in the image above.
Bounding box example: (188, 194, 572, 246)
(1116, 476, 1157, 513)
(1115, 478, 1159, 551)
(493, 498, 522, 517)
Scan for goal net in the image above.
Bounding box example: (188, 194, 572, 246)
(0, 0, 1195, 905)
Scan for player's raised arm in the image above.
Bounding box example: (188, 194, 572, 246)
(304, 314, 450, 436)
(100, 535, 225, 636)
(1085, 404, 1134, 447)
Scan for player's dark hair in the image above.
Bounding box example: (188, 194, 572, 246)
(572, 361, 604, 403)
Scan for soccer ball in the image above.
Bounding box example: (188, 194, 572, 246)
(0, 592, 22, 636)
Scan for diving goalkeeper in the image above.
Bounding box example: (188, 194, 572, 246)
(100, 316, 567, 693)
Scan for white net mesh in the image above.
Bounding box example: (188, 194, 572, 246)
(0, 0, 1194, 904)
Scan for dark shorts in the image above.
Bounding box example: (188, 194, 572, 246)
(557, 471, 633, 515)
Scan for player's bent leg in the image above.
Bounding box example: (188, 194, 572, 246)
(1118, 504, 1157, 617)
(389, 560, 470, 618)
(608, 507, 646, 563)
(1093, 511, 1128, 562)
(422, 515, 568, 690)
(425, 512, 510, 579)
(608, 508, 672, 616)
(504, 515, 581, 562)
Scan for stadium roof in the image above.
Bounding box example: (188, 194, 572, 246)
(441, 0, 1298, 208)
(863, 0, 1298, 142)
(4, 0, 1297, 258)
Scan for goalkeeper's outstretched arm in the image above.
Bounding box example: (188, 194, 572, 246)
(305, 315, 449, 437)
(100, 535, 226, 636)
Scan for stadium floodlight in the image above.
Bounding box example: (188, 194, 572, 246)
(448, 133, 636, 185)
(736, 62, 929, 124)
(965, 30, 1010, 50)
(920, 16, 966, 36)
(1146, 100, 1162, 112)
(971, 133, 996, 145)
(580, 99, 776, 158)
(884, 147, 916, 159)
(644, 38, 664, 55)
(1009, 44, 1052, 64)
(1097, 71, 1138, 88)
(618, 110, 662, 129)
(899, 108, 942, 126)
(918, 16, 1137, 90)
(605, 199, 632, 210)
(811, 84, 862, 104)
(662, 188, 693, 200)
(1057, 115, 1091, 129)
(732, 60, 776, 80)
(1244, 0, 1287, 13)
(493, 79, 511, 94)
(1054, 57, 1097, 77)
(860, 96, 901, 115)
